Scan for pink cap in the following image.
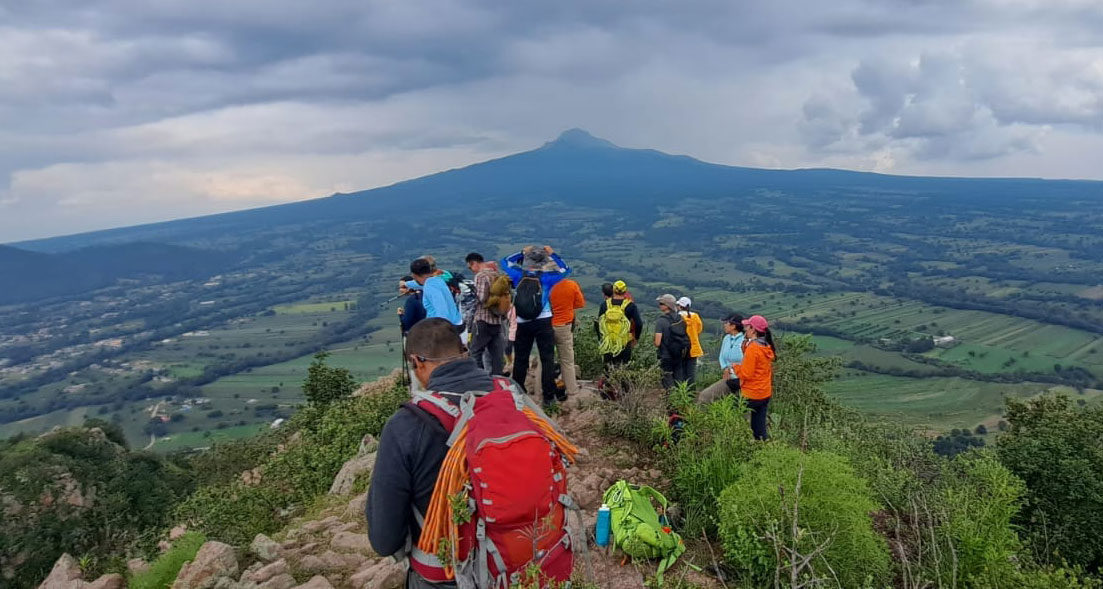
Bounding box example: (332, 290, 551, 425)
(742, 315, 769, 332)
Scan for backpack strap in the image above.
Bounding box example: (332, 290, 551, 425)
(410, 392, 461, 433)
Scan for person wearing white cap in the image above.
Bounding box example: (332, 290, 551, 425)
(676, 297, 704, 386)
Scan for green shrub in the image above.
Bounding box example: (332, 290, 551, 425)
(597, 363, 666, 447)
(937, 450, 1025, 586)
(176, 378, 407, 545)
(130, 531, 207, 589)
(997, 394, 1103, 570)
(303, 351, 358, 406)
(665, 394, 757, 536)
(716, 445, 891, 588)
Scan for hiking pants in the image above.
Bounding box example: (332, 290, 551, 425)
(469, 321, 505, 376)
(660, 356, 690, 391)
(745, 396, 770, 441)
(685, 357, 699, 386)
(697, 378, 738, 404)
(553, 324, 580, 395)
(514, 318, 558, 402)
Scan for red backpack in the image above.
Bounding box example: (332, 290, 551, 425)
(408, 377, 577, 589)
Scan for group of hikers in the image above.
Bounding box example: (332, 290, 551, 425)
(370, 246, 777, 588)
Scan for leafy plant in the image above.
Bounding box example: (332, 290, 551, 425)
(130, 531, 207, 589)
(302, 350, 357, 406)
(716, 445, 891, 588)
(997, 394, 1103, 571)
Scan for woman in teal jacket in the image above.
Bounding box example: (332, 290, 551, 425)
(696, 313, 746, 404)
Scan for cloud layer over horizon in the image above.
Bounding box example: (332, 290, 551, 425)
(3, 0, 1103, 241)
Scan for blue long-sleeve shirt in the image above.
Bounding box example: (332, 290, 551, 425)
(718, 333, 746, 379)
(500, 252, 570, 323)
(419, 276, 462, 326)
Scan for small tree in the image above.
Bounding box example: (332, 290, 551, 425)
(303, 351, 357, 406)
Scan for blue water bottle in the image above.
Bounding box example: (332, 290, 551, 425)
(596, 504, 611, 547)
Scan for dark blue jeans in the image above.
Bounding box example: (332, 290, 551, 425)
(744, 396, 770, 441)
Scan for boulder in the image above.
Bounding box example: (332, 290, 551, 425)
(349, 560, 407, 589)
(87, 574, 126, 589)
(243, 559, 288, 585)
(170, 525, 189, 540)
(328, 452, 377, 496)
(127, 558, 150, 576)
(330, 532, 372, 554)
(172, 541, 238, 589)
(251, 534, 281, 562)
(293, 576, 335, 589)
(345, 493, 368, 519)
(37, 553, 83, 589)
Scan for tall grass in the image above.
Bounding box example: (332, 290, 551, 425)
(129, 531, 207, 589)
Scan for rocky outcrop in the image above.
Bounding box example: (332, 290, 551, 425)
(328, 435, 378, 496)
(37, 554, 126, 589)
(172, 541, 239, 589)
(37, 553, 82, 589)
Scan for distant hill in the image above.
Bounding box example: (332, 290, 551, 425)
(15, 128, 1103, 253)
(0, 242, 234, 304)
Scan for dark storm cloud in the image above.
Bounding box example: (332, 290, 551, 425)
(2, 0, 1103, 240)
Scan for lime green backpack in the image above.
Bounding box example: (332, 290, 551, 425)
(602, 480, 686, 580)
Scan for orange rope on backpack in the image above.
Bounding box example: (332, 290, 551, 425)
(416, 410, 579, 578)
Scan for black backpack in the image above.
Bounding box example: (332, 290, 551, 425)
(663, 313, 691, 359)
(514, 274, 544, 320)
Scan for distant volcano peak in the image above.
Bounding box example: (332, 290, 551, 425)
(541, 128, 619, 150)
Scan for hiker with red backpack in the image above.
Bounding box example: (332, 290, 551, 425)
(500, 245, 571, 408)
(367, 318, 578, 589)
(465, 253, 508, 376)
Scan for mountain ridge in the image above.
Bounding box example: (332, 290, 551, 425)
(13, 128, 1103, 252)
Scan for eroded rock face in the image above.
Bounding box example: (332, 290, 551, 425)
(242, 559, 289, 585)
(328, 436, 378, 496)
(37, 553, 83, 589)
(172, 541, 239, 589)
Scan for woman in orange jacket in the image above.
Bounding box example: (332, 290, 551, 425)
(736, 315, 777, 440)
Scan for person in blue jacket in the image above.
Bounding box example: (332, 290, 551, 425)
(696, 313, 746, 404)
(397, 275, 427, 336)
(500, 245, 570, 407)
(409, 258, 464, 339)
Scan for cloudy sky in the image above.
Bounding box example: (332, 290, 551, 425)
(3, 0, 1103, 242)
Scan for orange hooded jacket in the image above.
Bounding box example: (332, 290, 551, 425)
(736, 339, 775, 400)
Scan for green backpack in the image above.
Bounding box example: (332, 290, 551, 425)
(602, 480, 686, 580)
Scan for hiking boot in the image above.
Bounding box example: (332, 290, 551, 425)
(556, 391, 568, 403)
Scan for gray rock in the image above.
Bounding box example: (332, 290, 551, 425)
(243, 559, 288, 585)
(257, 574, 297, 589)
(328, 452, 377, 496)
(293, 576, 335, 589)
(349, 561, 407, 589)
(128, 558, 151, 576)
(172, 541, 239, 589)
(251, 534, 281, 562)
(330, 532, 372, 554)
(37, 553, 83, 589)
(87, 574, 126, 589)
(345, 493, 368, 520)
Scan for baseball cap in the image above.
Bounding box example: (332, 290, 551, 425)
(742, 315, 769, 332)
(656, 294, 678, 309)
(676, 296, 692, 308)
(613, 280, 628, 294)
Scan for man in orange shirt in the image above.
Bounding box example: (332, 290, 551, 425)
(549, 278, 586, 396)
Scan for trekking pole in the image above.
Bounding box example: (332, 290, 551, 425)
(380, 292, 406, 306)
(400, 321, 410, 388)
